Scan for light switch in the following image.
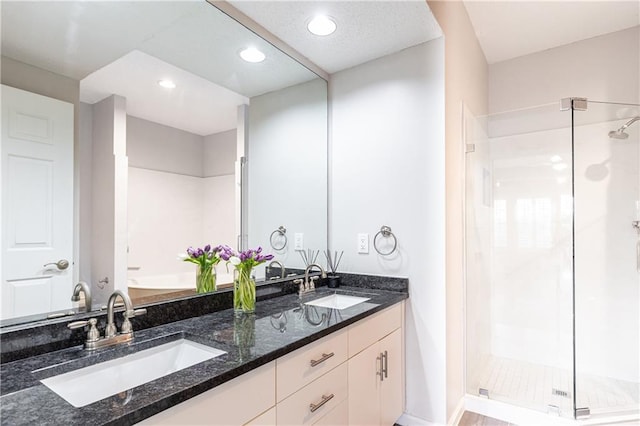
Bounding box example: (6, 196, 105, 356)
(357, 233, 369, 254)
(294, 233, 304, 250)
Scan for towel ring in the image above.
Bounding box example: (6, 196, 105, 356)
(373, 225, 397, 256)
(270, 226, 287, 250)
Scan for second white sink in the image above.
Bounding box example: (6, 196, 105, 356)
(40, 339, 226, 407)
(304, 294, 370, 310)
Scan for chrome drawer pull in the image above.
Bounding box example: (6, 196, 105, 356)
(309, 393, 334, 413)
(310, 352, 334, 367)
(382, 350, 388, 378)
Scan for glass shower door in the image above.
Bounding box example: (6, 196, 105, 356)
(465, 102, 575, 417)
(573, 100, 640, 418)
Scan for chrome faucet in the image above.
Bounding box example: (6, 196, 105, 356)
(268, 260, 285, 279)
(68, 289, 146, 350)
(294, 263, 327, 296)
(71, 281, 92, 312)
(105, 289, 135, 337)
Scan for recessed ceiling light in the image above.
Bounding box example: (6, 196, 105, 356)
(157, 79, 176, 89)
(307, 15, 336, 36)
(239, 47, 265, 63)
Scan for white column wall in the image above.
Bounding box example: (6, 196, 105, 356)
(330, 40, 446, 423)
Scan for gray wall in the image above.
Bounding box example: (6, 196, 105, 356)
(127, 116, 204, 177)
(204, 129, 236, 177)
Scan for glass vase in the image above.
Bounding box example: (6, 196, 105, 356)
(234, 266, 256, 313)
(196, 265, 216, 293)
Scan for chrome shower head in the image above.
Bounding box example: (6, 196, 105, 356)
(609, 116, 639, 139)
(608, 130, 630, 139)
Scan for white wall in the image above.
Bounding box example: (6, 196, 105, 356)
(489, 26, 640, 114)
(78, 103, 93, 285)
(128, 168, 203, 277)
(248, 78, 327, 275)
(91, 95, 128, 303)
(330, 40, 446, 423)
(426, 1, 489, 421)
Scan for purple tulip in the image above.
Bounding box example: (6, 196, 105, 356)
(204, 244, 211, 253)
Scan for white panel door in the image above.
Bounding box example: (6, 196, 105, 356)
(1, 84, 74, 319)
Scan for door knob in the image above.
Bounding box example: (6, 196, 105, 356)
(44, 259, 70, 270)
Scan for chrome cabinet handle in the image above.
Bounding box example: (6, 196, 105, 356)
(44, 259, 69, 270)
(310, 352, 334, 367)
(309, 393, 334, 413)
(382, 350, 388, 378)
(377, 353, 384, 382)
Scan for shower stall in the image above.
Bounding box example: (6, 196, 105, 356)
(464, 98, 640, 421)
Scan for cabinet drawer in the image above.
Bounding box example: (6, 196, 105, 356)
(140, 361, 275, 425)
(276, 328, 347, 401)
(312, 399, 348, 426)
(245, 406, 276, 426)
(348, 303, 401, 357)
(277, 362, 348, 425)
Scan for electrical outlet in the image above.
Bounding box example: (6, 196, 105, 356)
(294, 233, 304, 250)
(357, 233, 369, 254)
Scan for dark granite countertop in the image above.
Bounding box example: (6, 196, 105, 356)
(0, 285, 407, 425)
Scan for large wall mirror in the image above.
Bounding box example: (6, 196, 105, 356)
(0, 1, 328, 326)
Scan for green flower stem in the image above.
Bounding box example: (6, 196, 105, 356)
(234, 266, 256, 313)
(196, 265, 216, 293)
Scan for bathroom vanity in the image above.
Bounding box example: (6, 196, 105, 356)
(0, 280, 407, 425)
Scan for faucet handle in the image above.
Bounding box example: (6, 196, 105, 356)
(132, 308, 147, 316)
(68, 318, 100, 343)
(121, 308, 146, 334)
(310, 276, 321, 290)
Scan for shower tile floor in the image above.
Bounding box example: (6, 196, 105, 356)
(473, 356, 640, 415)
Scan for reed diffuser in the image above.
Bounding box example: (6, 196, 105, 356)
(324, 250, 343, 288)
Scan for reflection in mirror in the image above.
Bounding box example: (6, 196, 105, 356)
(0, 1, 327, 327)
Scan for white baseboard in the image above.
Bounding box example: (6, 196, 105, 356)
(448, 397, 465, 425)
(397, 412, 438, 426)
(397, 396, 464, 426)
(465, 395, 640, 426)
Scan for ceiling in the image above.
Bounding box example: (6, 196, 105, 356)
(224, 0, 639, 71)
(1, 1, 318, 135)
(80, 51, 249, 136)
(8, 1, 635, 134)
(463, 1, 640, 64)
(227, 0, 443, 74)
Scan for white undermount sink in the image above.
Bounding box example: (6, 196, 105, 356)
(40, 339, 226, 407)
(304, 294, 370, 310)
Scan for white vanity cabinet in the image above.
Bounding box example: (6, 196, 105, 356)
(275, 329, 349, 425)
(276, 303, 404, 426)
(348, 304, 404, 426)
(139, 301, 404, 426)
(140, 361, 276, 426)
